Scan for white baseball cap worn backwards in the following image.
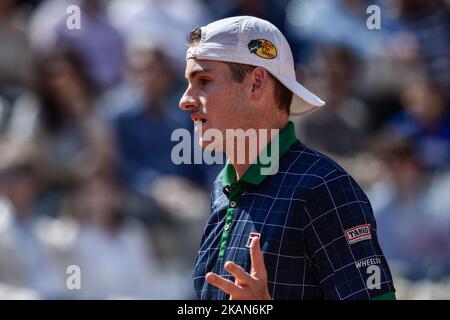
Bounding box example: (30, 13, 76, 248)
(186, 16, 325, 116)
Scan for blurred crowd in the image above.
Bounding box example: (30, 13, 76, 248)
(0, 0, 449, 299)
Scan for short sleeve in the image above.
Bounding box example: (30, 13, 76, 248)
(302, 171, 396, 300)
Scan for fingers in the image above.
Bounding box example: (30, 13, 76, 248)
(224, 261, 253, 284)
(207, 236, 270, 300)
(249, 234, 267, 279)
(205, 272, 240, 296)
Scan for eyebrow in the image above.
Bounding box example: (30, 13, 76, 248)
(185, 67, 211, 80)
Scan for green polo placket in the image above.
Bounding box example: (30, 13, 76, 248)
(218, 182, 243, 258)
(217, 121, 298, 259)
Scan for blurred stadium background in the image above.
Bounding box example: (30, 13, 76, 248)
(0, 0, 449, 299)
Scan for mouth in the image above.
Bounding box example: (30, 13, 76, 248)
(193, 116, 206, 135)
(191, 113, 207, 125)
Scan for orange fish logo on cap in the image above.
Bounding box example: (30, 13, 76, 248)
(248, 39, 277, 59)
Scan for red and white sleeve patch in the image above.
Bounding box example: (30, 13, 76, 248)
(345, 224, 372, 244)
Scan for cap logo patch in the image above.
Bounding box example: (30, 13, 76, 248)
(248, 39, 277, 59)
(345, 224, 372, 244)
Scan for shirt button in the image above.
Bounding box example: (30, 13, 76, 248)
(229, 201, 236, 208)
(224, 224, 230, 231)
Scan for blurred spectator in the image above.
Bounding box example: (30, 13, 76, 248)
(66, 169, 188, 299)
(368, 137, 450, 280)
(0, 0, 32, 90)
(0, 0, 33, 134)
(219, 0, 288, 29)
(12, 48, 117, 219)
(391, 0, 450, 93)
(283, 0, 434, 121)
(424, 170, 450, 224)
(108, 46, 217, 194)
(385, 82, 450, 170)
(285, 0, 390, 60)
(31, 49, 115, 190)
(295, 45, 371, 156)
(107, 0, 212, 71)
(29, 0, 126, 90)
(0, 144, 71, 299)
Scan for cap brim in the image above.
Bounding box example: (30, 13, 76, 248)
(275, 73, 325, 116)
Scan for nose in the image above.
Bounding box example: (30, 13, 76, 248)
(179, 88, 199, 111)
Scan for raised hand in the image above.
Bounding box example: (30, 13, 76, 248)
(205, 233, 271, 300)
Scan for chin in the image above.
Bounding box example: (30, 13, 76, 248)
(199, 137, 224, 152)
(198, 138, 208, 149)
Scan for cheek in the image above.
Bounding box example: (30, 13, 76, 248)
(206, 84, 240, 108)
(200, 85, 228, 114)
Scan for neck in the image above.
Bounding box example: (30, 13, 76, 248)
(229, 120, 288, 180)
(233, 163, 251, 181)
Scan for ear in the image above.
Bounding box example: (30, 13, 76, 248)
(250, 67, 270, 101)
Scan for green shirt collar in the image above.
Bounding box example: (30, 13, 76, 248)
(222, 121, 298, 187)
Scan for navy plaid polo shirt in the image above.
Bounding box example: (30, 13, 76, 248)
(193, 121, 395, 300)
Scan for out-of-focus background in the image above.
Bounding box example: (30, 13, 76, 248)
(0, 0, 449, 299)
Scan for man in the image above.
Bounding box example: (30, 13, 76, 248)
(179, 16, 396, 300)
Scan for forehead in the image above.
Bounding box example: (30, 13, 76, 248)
(185, 58, 229, 78)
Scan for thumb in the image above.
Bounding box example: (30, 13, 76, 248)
(250, 234, 267, 279)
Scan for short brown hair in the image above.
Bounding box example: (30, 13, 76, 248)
(188, 28, 292, 114)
